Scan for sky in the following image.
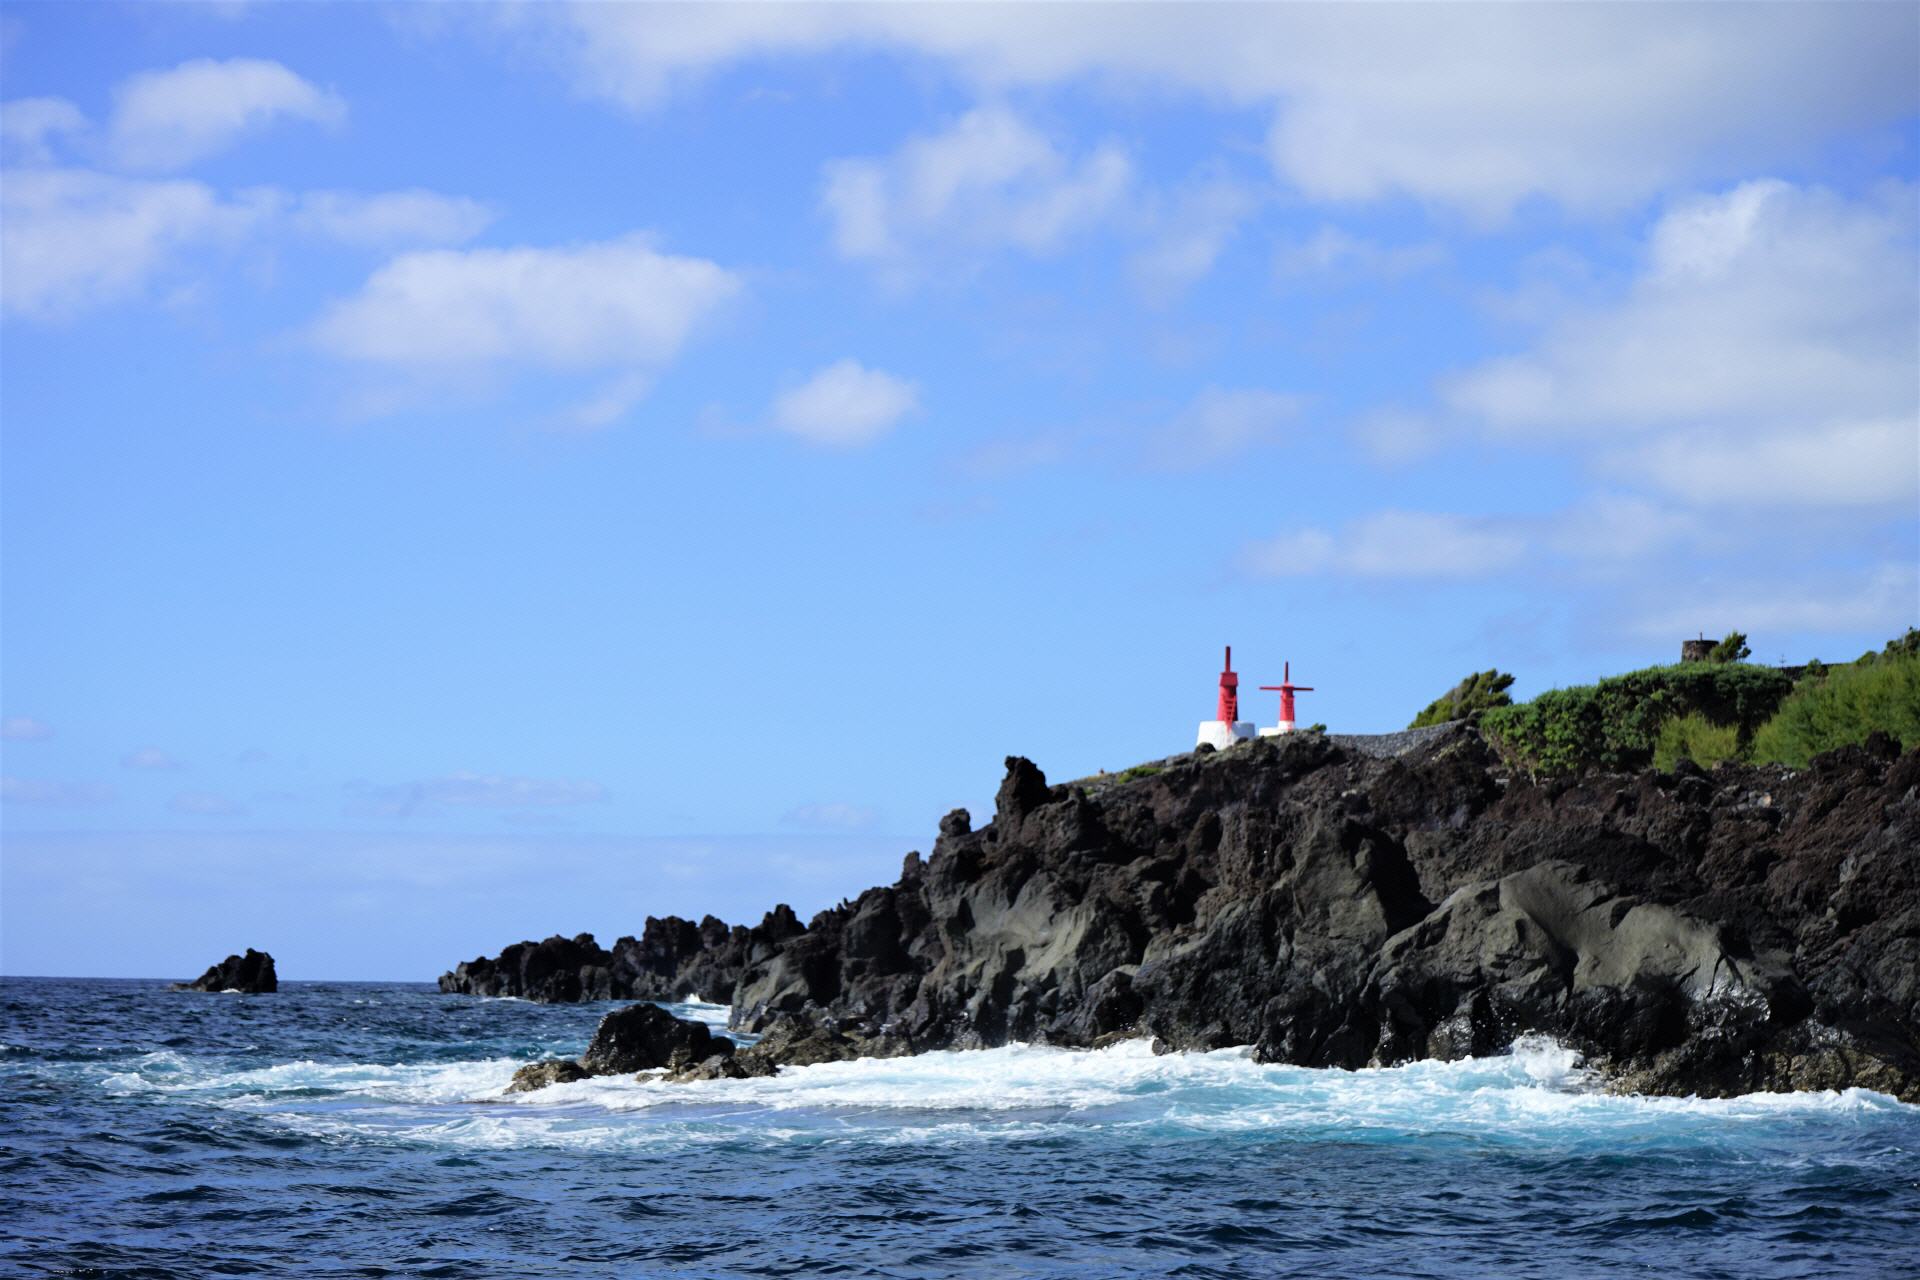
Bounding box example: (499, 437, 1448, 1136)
(2, 2, 1916, 980)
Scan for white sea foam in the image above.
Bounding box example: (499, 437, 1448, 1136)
(93, 1035, 1914, 1153)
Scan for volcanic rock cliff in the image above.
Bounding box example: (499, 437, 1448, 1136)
(444, 728, 1920, 1100)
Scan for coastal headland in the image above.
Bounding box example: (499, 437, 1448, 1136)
(444, 726, 1919, 1101)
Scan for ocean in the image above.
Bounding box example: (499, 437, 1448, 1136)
(4, 978, 1916, 1278)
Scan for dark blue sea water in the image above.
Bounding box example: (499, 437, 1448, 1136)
(4, 979, 1917, 1278)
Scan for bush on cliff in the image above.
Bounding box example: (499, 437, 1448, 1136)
(1652, 713, 1743, 771)
(1481, 662, 1793, 776)
(1409, 669, 1516, 728)
(1705, 630, 1751, 663)
(1749, 650, 1920, 767)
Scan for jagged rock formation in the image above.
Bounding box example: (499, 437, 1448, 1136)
(459, 727, 1920, 1100)
(724, 730, 1919, 1100)
(438, 913, 768, 1003)
(174, 949, 277, 993)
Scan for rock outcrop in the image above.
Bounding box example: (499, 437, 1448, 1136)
(174, 949, 277, 993)
(505, 1059, 589, 1093)
(579, 1002, 733, 1075)
(461, 727, 1920, 1100)
(721, 730, 1919, 1099)
(504, 1003, 741, 1093)
(438, 913, 785, 1004)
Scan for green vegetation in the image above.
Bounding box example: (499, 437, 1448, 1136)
(1652, 713, 1742, 771)
(1483, 631, 1920, 776)
(1409, 670, 1516, 728)
(1117, 763, 1163, 781)
(1705, 630, 1751, 663)
(1860, 627, 1919, 664)
(1480, 662, 1793, 776)
(1749, 652, 1920, 767)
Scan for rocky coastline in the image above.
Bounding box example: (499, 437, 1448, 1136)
(451, 727, 1919, 1101)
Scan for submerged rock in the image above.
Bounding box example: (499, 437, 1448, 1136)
(174, 949, 277, 993)
(506, 1059, 589, 1093)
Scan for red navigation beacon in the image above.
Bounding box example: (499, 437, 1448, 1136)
(1216, 645, 1241, 724)
(1259, 662, 1315, 733)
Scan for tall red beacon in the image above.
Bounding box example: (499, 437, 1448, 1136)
(1215, 645, 1240, 723)
(1259, 662, 1314, 734)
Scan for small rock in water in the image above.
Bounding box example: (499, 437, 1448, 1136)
(579, 1003, 732, 1075)
(173, 949, 277, 993)
(506, 1059, 589, 1093)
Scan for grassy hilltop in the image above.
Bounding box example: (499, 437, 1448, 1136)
(1418, 629, 1920, 776)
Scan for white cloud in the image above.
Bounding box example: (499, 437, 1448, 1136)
(0, 716, 54, 741)
(1276, 226, 1445, 280)
(1247, 511, 1528, 580)
(2, 777, 114, 808)
(0, 168, 267, 320)
(1127, 178, 1254, 299)
(1544, 495, 1701, 564)
(821, 105, 1130, 277)
(1, 96, 87, 165)
(311, 233, 740, 384)
(781, 801, 879, 831)
(109, 57, 345, 171)
(771, 359, 918, 447)
(287, 189, 495, 247)
(1620, 419, 1917, 508)
(1149, 386, 1302, 470)
(169, 790, 245, 817)
(1243, 527, 1338, 576)
(1349, 407, 1443, 467)
(349, 772, 610, 819)
(1442, 180, 1919, 509)
(0, 172, 498, 321)
(1628, 563, 1919, 641)
(550, 4, 1917, 218)
(122, 747, 184, 771)
(1447, 181, 1917, 436)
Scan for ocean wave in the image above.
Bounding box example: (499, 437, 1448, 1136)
(83, 1034, 1909, 1154)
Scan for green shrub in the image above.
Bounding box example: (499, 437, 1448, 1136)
(1652, 713, 1743, 770)
(1876, 628, 1919, 661)
(1117, 763, 1163, 782)
(1749, 651, 1920, 767)
(1409, 669, 1516, 728)
(1481, 661, 1792, 776)
(1705, 631, 1750, 663)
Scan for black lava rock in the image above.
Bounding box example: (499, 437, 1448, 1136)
(578, 1003, 732, 1076)
(174, 949, 277, 993)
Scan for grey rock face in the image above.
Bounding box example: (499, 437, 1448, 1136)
(471, 727, 1919, 1100)
(721, 733, 1919, 1100)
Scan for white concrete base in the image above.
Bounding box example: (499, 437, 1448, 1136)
(1258, 721, 1296, 738)
(1196, 720, 1256, 750)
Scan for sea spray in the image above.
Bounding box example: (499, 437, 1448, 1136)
(7, 980, 1916, 1279)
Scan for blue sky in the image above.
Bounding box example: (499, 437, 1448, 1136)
(3, 3, 1916, 979)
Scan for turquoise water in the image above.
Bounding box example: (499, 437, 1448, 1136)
(5, 979, 1917, 1277)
